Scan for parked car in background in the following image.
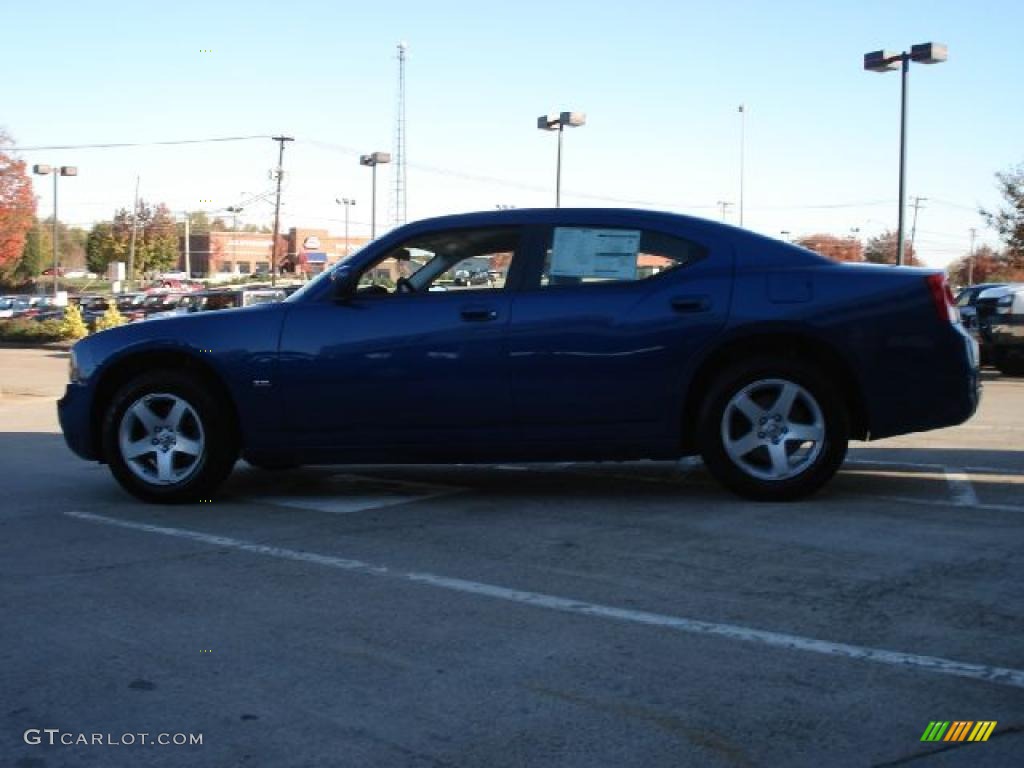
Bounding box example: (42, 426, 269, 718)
(1, 296, 33, 318)
(146, 278, 203, 293)
(955, 283, 1005, 332)
(984, 284, 1024, 375)
(11, 296, 57, 319)
(58, 208, 979, 504)
(972, 284, 1021, 367)
(116, 293, 148, 320)
(77, 296, 114, 328)
(143, 288, 287, 321)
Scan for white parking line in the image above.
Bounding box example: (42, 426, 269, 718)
(64, 509, 1024, 691)
(252, 474, 461, 515)
(944, 469, 979, 507)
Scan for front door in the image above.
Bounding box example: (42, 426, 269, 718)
(279, 225, 524, 448)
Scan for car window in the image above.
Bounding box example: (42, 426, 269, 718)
(355, 227, 520, 295)
(535, 227, 706, 288)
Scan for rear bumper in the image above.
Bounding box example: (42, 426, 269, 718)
(865, 325, 980, 440)
(58, 382, 99, 461)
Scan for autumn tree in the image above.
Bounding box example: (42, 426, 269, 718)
(981, 162, 1024, 271)
(864, 230, 920, 266)
(87, 200, 180, 277)
(947, 244, 1023, 285)
(0, 131, 36, 277)
(795, 233, 864, 262)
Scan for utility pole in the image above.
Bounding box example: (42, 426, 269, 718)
(184, 213, 191, 278)
(909, 195, 927, 263)
(717, 200, 733, 222)
(968, 227, 977, 286)
(128, 176, 139, 285)
(269, 136, 294, 287)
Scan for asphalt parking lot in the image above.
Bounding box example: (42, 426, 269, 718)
(1, 347, 1022, 767)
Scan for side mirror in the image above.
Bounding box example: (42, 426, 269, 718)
(332, 268, 356, 301)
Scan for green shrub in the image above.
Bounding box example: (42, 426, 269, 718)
(93, 304, 125, 332)
(0, 318, 65, 342)
(59, 303, 89, 340)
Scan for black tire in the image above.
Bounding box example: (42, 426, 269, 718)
(101, 371, 238, 503)
(996, 353, 1024, 377)
(696, 358, 849, 501)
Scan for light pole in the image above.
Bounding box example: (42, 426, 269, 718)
(537, 111, 586, 207)
(360, 152, 390, 239)
(864, 42, 947, 266)
(738, 104, 746, 227)
(336, 198, 356, 257)
(32, 164, 77, 296)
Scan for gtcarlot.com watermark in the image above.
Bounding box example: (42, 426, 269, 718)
(24, 729, 202, 747)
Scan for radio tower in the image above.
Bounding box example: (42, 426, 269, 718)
(390, 41, 408, 227)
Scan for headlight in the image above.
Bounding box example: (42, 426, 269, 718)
(68, 349, 81, 382)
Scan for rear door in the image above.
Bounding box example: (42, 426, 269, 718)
(507, 220, 733, 440)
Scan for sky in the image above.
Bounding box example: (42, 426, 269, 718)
(3, 0, 1022, 267)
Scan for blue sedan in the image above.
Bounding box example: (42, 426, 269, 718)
(58, 209, 979, 503)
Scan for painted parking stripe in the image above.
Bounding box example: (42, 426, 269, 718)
(943, 469, 979, 507)
(63, 509, 1024, 691)
(252, 474, 461, 515)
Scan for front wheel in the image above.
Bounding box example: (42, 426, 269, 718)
(697, 359, 849, 501)
(102, 371, 238, 503)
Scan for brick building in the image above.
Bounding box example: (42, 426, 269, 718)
(178, 228, 370, 277)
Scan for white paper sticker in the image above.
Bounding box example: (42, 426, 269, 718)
(550, 228, 640, 281)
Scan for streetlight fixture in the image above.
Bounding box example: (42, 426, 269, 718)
(336, 198, 356, 257)
(863, 42, 947, 265)
(32, 164, 77, 296)
(536, 111, 586, 207)
(360, 152, 390, 239)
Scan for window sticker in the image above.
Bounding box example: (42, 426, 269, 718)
(550, 228, 640, 281)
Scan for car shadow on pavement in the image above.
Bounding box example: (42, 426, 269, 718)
(4, 432, 1021, 512)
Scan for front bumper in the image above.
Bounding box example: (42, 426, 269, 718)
(58, 382, 99, 461)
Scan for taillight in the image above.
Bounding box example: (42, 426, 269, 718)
(925, 273, 959, 324)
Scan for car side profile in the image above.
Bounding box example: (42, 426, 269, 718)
(57, 208, 979, 503)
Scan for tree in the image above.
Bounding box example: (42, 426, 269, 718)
(128, 201, 178, 275)
(35, 216, 87, 269)
(981, 163, 1024, 270)
(17, 224, 45, 277)
(864, 230, 919, 266)
(795, 234, 864, 262)
(86, 221, 124, 274)
(182, 210, 211, 235)
(947, 244, 1020, 285)
(90, 199, 181, 277)
(0, 130, 36, 276)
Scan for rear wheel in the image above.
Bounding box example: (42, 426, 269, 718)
(697, 359, 848, 501)
(102, 371, 238, 503)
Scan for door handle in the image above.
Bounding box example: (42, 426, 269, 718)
(460, 307, 498, 322)
(671, 296, 710, 313)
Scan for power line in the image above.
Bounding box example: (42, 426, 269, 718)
(8, 135, 271, 151)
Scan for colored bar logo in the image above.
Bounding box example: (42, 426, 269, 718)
(920, 721, 996, 742)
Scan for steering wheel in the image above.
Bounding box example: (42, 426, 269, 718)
(396, 276, 416, 294)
